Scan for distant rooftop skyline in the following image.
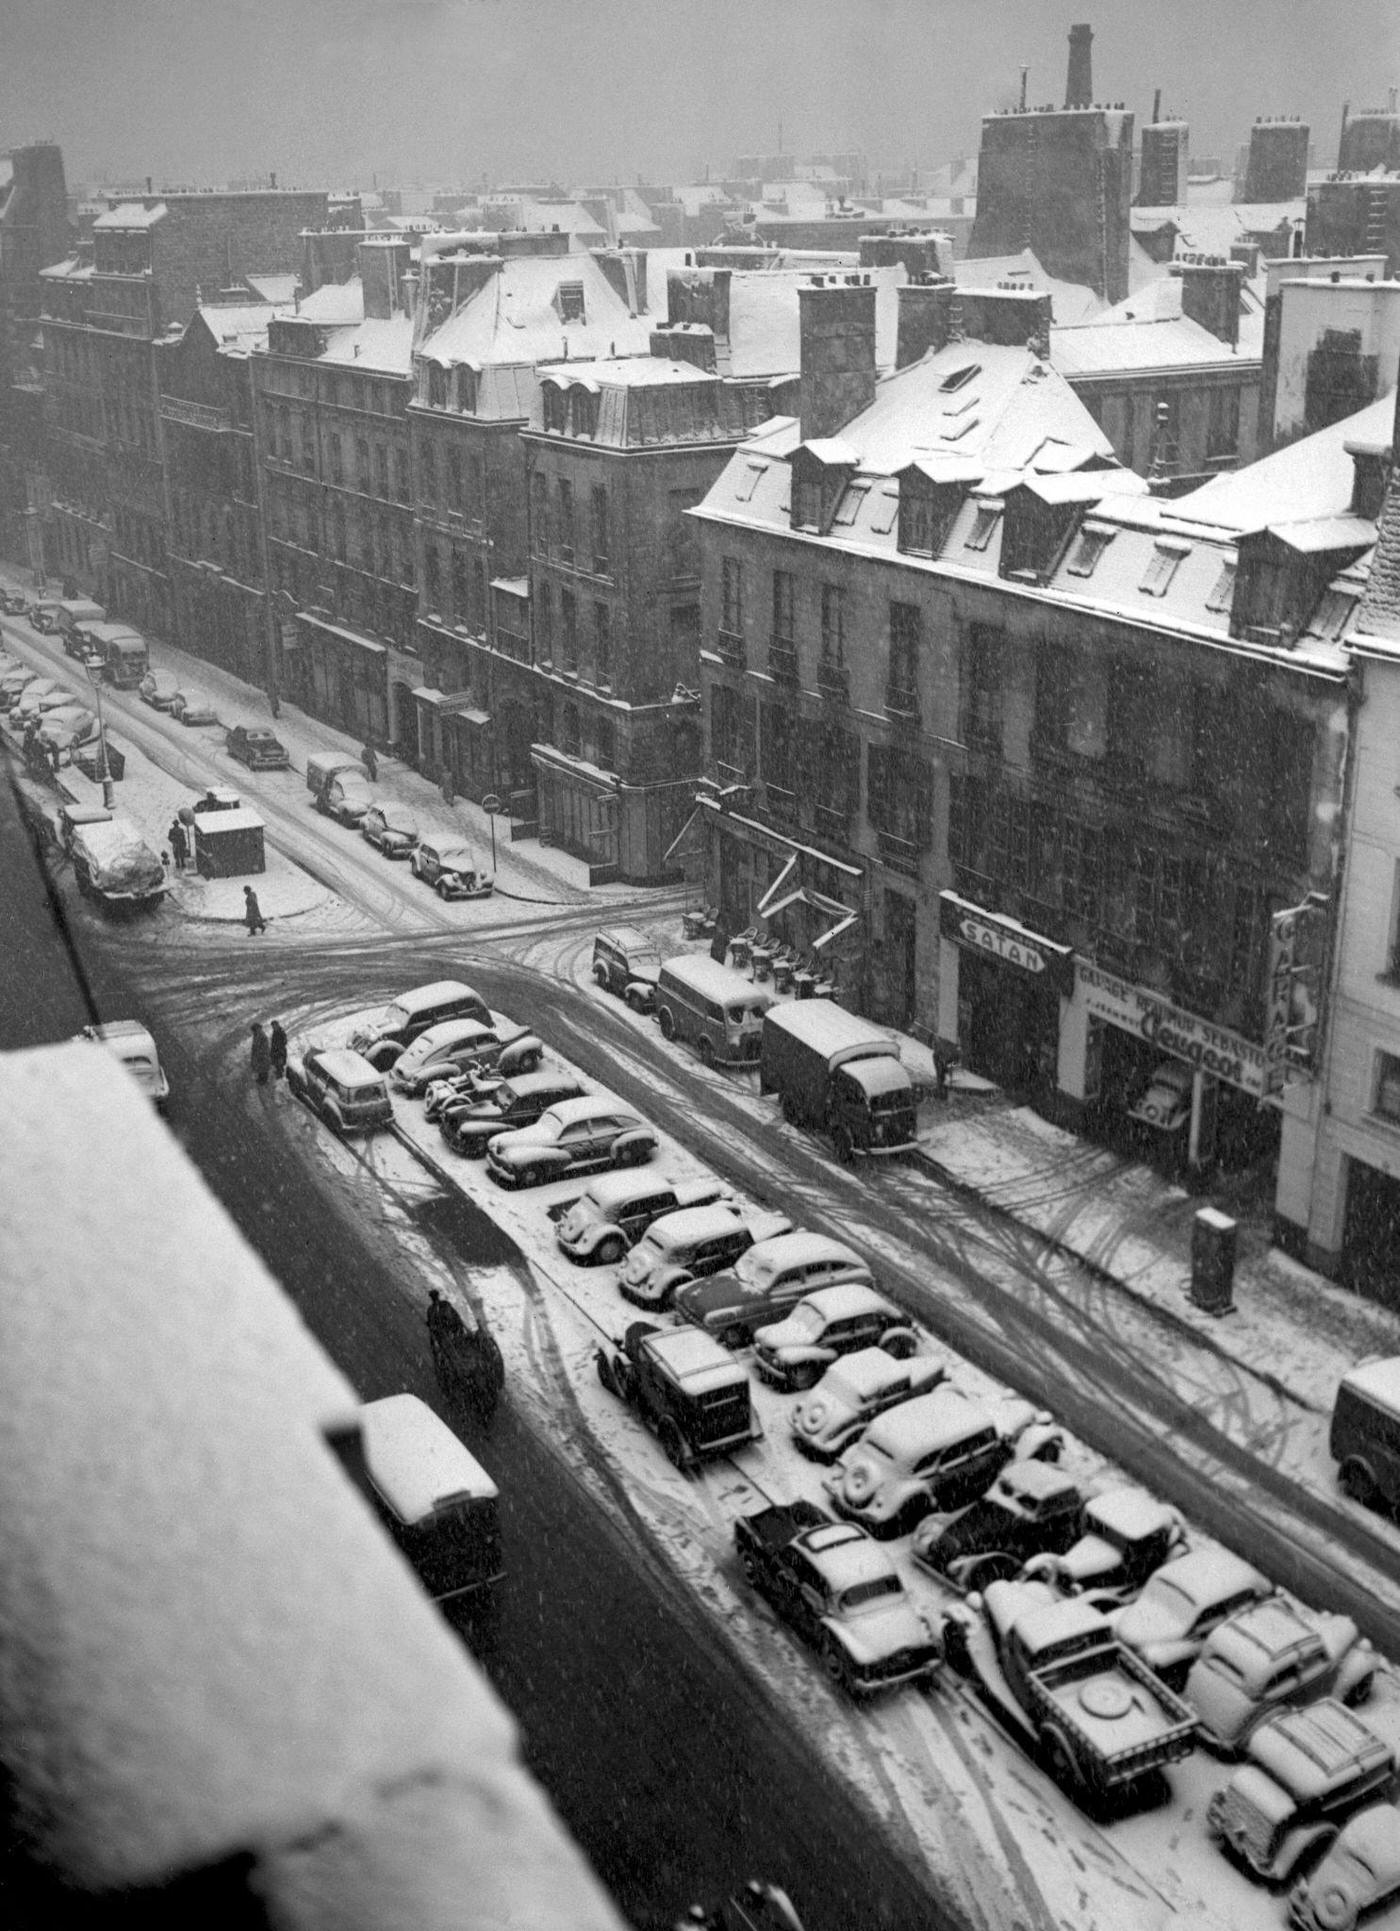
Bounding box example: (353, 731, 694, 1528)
(3, 0, 1396, 194)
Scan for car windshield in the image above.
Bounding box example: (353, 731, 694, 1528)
(529, 1113, 566, 1141)
(733, 1249, 777, 1290)
(628, 948, 661, 976)
(1140, 1577, 1195, 1624)
(841, 1576, 901, 1611)
(780, 1303, 828, 1341)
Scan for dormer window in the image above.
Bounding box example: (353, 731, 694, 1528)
(543, 383, 567, 435)
(793, 474, 823, 531)
(1140, 539, 1191, 597)
(1065, 520, 1116, 578)
(554, 281, 586, 323)
(898, 476, 965, 557)
(965, 500, 1003, 552)
(832, 482, 871, 528)
(939, 361, 982, 393)
(455, 366, 477, 413)
(427, 364, 448, 410)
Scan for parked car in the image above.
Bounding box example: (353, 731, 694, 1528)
(1288, 1800, 1400, 1931)
(226, 723, 290, 770)
(1126, 1058, 1193, 1134)
(349, 981, 491, 1069)
(1186, 1598, 1378, 1756)
(169, 689, 217, 726)
(0, 668, 48, 710)
(1021, 1488, 1187, 1602)
(592, 926, 662, 1011)
(318, 771, 376, 824)
(8, 677, 62, 721)
(391, 1020, 541, 1098)
(826, 1388, 1062, 1538)
(790, 1348, 949, 1463)
(486, 1096, 657, 1189)
(911, 1459, 1086, 1592)
(1110, 1549, 1274, 1691)
(138, 668, 181, 709)
(439, 1069, 586, 1158)
(1331, 1356, 1400, 1515)
(752, 1284, 919, 1392)
(73, 1019, 170, 1111)
(734, 1500, 941, 1694)
(38, 705, 97, 754)
(410, 836, 493, 900)
(286, 1047, 394, 1136)
(0, 588, 29, 615)
(552, 1170, 731, 1267)
(361, 801, 420, 858)
(617, 1202, 792, 1309)
(672, 1232, 874, 1350)
(595, 1319, 761, 1471)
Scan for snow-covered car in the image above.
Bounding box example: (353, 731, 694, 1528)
(486, 1096, 657, 1190)
(360, 801, 420, 857)
(616, 1202, 792, 1309)
(752, 1283, 919, 1392)
(439, 1069, 585, 1157)
(825, 1388, 1062, 1539)
(1110, 1548, 1274, 1690)
(910, 1459, 1086, 1592)
(390, 1018, 504, 1095)
(73, 1019, 170, 1111)
(1288, 1800, 1400, 1931)
(592, 926, 662, 1011)
(9, 678, 64, 722)
(410, 836, 493, 900)
(1126, 1058, 1193, 1133)
(1021, 1488, 1186, 1602)
(1185, 1597, 1378, 1756)
(318, 771, 375, 824)
(734, 1501, 941, 1695)
(790, 1347, 948, 1462)
(672, 1232, 874, 1350)
(0, 668, 49, 710)
(38, 705, 98, 753)
(552, 1170, 731, 1267)
(169, 689, 217, 725)
(226, 723, 290, 770)
(138, 668, 181, 708)
(0, 589, 28, 615)
(286, 1047, 393, 1136)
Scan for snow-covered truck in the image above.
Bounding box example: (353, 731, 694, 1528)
(943, 1577, 1198, 1803)
(759, 1000, 918, 1163)
(67, 814, 167, 913)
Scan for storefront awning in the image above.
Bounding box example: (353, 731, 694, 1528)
(758, 854, 859, 951)
(695, 795, 864, 881)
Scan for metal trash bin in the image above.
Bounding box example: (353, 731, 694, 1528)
(1189, 1207, 1237, 1316)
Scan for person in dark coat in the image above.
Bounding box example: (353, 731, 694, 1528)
(250, 1022, 272, 1086)
(361, 740, 378, 782)
(242, 885, 267, 935)
(269, 1020, 288, 1081)
(169, 819, 188, 871)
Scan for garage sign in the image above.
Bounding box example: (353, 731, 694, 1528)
(1075, 961, 1269, 1097)
(939, 892, 1073, 996)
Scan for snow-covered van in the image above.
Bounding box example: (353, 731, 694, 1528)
(67, 813, 167, 912)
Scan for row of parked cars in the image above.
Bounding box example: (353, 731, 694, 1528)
(304, 755, 495, 901)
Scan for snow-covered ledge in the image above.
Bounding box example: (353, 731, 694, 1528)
(0, 1044, 623, 1930)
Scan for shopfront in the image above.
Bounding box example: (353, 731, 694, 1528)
(297, 612, 388, 745)
(936, 893, 1073, 1095)
(702, 799, 868, 994)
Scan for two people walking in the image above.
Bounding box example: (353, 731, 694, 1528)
(250, 1019, 288, 1087)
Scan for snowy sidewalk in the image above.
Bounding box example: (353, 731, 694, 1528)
(912, 1079, 1400, 1417)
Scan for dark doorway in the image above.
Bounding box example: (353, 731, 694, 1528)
(883, 890, 917, 1027)
(1344, 1159, 1400, 1312)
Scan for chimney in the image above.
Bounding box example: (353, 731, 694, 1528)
(1170, 258, 1243, 346)
(1065, 24, 1093, 110)
(859, 231, 943, 277)
(1347, 438, 1392, 520)
(798, 278, 877, 440)
(895, 277, 959, 367)
(957, 286, 1053, 353)
(595, 247, 649, 316)
(357, 239, 413, 318)
(648, 323, 717, 373)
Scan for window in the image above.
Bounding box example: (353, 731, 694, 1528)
(543, 384, 567, 435)
(328, 434, 343, 485)
(939, 361, 982, 393)
(1208, 384, 1241, 459)
(536, 580, 553, 663)
(1375, 1052, 1400, 1123)
(1140, 539, 1190, 597)
(457, 367, 477, 413)
(557, 479, 575, 562)
(832, 482, 870, 527)
(555, 281, 586, 323)
(867, 745, 933, 847)
(395, 450, 410, 502)
(1388, 866, 1400, 979)
(593, 602, 611, 685)
(1060, 817, 1103, 924)
(760, 702, 795, 791)
(596, 714, 616, 770)
(887, 601, 920, 705)
(451, 552, 468, 623)
(793, 474, 823, 531)
(471, 560, 485, 632)
(733, 460, 768, 504)
(418, 442, 434, 502)
(668, 487, 702, 578)
(447, 448, 463, 511)
(821, 583, 846, 664)
(721, 556, 744, 634)
(1205, 559, 1237, 614)
(711, 684, 745, 770)
(965, 500, 1002, 552)
(868, 487, 901, 537)
(428, 365, 448, 410)
(425, 544, 442, 613)
(1269, 710, 1315, 868)
(1065, 521, 1115, 577)
(560, 701, 581, 755)
(376, 444, 389, 496)
(591, 486, 609, 573)
(531, 471, 548, 554)
(772, 571, 796, 643)
(561, 589, 578, 673)
(962, 623, 1003, 750)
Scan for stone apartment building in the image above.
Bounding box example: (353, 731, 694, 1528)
(692, 273, 1373, 1189)
(38, 187, 327, 629)
(0, 143, 69, 566)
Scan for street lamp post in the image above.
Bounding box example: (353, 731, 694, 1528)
(83, 656, 115, 810)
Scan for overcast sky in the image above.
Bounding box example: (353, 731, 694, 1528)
(3, 0, 1397, 191)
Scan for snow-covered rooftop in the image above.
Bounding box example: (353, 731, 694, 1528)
(318, 312, 414, 374)
(1171, 393, 1393, 531)
(419, 252, 654, 370)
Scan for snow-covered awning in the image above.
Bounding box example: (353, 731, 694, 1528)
(757, 853, 860, 951)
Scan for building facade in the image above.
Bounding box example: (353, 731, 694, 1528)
(0, 143, 69, 568)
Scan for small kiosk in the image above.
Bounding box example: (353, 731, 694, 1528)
(192, 805, 266, 879)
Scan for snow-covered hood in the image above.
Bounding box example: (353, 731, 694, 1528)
(1058, 1534, 1120, 1584)
(1183, 1654, 1255, 1747)
(830, 1596, 932, 1666)
(1115, 1593, 1188, 1655)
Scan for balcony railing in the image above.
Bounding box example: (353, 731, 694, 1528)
(818, 660, 848, 702)
(716, 627, 745, 669)
(764, 781, 798, 823)
(876, 829, 921, 876)
(814, 803, 852, 843)
(768, 640, 798, 682)
(885, 684, 919, 724)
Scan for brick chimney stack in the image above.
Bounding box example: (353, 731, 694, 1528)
(798, 277, 877, 440)
(1065, 24, 1093, 110)
(1170, 258, 1244, 347)
(895, 277, 959, 368)
(957, 286, 1053, 355)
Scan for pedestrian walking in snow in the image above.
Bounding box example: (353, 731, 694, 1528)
(243, 885, 267, 935)
(361, 740, 378, 782)
(269, 1020, 288, 1081)
(441, 768, 456, 809)
(169, 819, 188, 871)
(269, 691, 280, 720)
(250, 1022, 272, 1086)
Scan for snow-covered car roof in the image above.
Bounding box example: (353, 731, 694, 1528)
(842, 1057, 913, 1098)
(741, 1231, 866, 1276)
(861, 1387, 990, 1459)
(367, 802, 418, 831)
(1341, 1355, 1400, 1420)
(578, 1169, 689, 1213)
(783, 1282, 894, 1325)
(1127, 1548, 1265, 1618)
(536, 1095, 638, 1130)
(360, 1393, 498, 1525)
(311, 1048, 388, 1089)
(397, 1018, 498, 1065)
(1200, 1598, 1328, 1677)
(800, 1521, 898, 1592)
(385, 980, 481, 1016)
(1245, 1699, 1389, 1797)
(644, 1325, 747, 1390)
(988, 1459, 1081, 1508)
(986, 1580, 1108, 1653)
(418, 840, 477, 868)
(816, 1347, 925, 1403)
(1082, 1487, 1177, 1540)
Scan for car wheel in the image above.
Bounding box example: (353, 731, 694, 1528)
(791, 1364, 821, 1393)
(657, 1007, 676, 1041)
(880, 1330, 916, 1361)
(596, 1351, 618, 1397)
(819, 1640, 849, 1690)
(594, 1234, 626, 1266)
(1043, 1726, 1080, 1794)
(658, 1419, 691, 1473)
(831, 1124, 856, 1165)
(739, 1547, 761, 1589)
(1309, 1885, 1358, 1931)
(520, 1164, 547, 1190)
(720, 1324, 748, 1352)
(697, 1034, 715, 1067)
(592, 963, 610, 989)
(1339, 1458, 1379, 1507)
(941, 1619, 973, 1679)
(320, 1100, 344, 1139)
(625, 988, 649, 1013)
